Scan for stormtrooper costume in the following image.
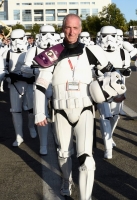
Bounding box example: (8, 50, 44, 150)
(95, 31, 101, 45)
(1, 29, 37, 146)
(97, 26, 131, 159)
(31, 38, 126, 199)
(79, 32, 94, 46)
(116, 28, 137, 115)
(21, 25, 57, 155)
(59, 32, 65, 43)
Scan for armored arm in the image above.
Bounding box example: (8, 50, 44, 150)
(89, 71, 126, 103)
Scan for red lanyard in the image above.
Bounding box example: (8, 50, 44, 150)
(68, 56, 79, 71)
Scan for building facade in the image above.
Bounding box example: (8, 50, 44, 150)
(1, 0, 111, 29)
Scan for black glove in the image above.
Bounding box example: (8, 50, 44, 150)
(123, 68, 131, 76)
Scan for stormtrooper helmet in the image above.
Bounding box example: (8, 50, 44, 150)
(38, 25, 57, 49)
(10, 29, 27, 52)
(116, 29, 123, 48)
(100, 26, 117, 51)
(79, 32, 91, 46)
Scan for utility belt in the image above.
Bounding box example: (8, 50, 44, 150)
(5, 73, 35, 84)
(53, 96, 93, 110)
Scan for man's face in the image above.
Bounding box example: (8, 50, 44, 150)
(63, 16, 82, 44)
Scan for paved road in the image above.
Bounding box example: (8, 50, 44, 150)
(0, 66, 137, 200)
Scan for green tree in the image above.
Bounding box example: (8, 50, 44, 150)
(99, 3, 127, 32)
(12, 23, 25, 31)
(82, 15, 102, 37)
(31, 23, 41, 37)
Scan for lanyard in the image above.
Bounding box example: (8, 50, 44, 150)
(68, 56, 79, 80)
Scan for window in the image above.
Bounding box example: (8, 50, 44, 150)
(81, 9, 90, 19)
(16, 3, 20, 5)
(57, 16, 64, 21)
(80, 2, 90, 4)
(46, 2, 55, 5)
(22, 3, 32, 5)
(22, 10, 32, 21)
(0, 11, 6, 20)
(69, 2, 78, 4)
(34, 2, 43, 5)
(13, 10, 20, 20)
(45, 9, 55, 15)
(92, 2, 95, 4)
(24, 24, 32, 30)
(46, 16, 55, 21)
(57, 9, 67, 13)
(57, 2, 67, 5)
(34, 16, 43, 21)
(92, 8, 98, 15)
(34, 10, 43, 15)
(69, 9, 78, 15)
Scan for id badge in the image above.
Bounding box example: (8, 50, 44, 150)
(66, 80, 80, 91)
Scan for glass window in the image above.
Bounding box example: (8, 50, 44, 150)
(24, 24, 32, 30)
(92, 8, 98, 15)
(69, 9, 78, 15)
(80, 2, 90, 4)
(34, 16, 43, 21)
(22, 10, 32, 21)
(34, 10, 43, 15)
(69, 2, 79, 4)
(34, 2, 43, 5)
(57, 9, 67, 13)
(0, 11, 6, 20)
(16, 3, 20, 5)
(46, 2, 55, 5)
(13, 10, 20, 20)
(92, 2, 95, 4)
(81, 9, 90, 19)
(45, 9, 55, 15)
(46, 16, 55, 21)
(57, 2, 67, 5)
(22, 3, 32, 5)
(57, 16, 64, 21)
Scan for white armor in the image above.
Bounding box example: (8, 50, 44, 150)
(96, 31, 101, 45)
(116, 29, 124, 48)
(21, 25, 56, 155)
(79, 32, 94, 46)
(32, 40, 126, 199)
(59, 32, 65, 43)
(1, 29, 37, 146)
(98, 26, 131, 159)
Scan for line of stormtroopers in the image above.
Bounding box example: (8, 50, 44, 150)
(95, 25, 135, 159)
(0, 25, 60, 155)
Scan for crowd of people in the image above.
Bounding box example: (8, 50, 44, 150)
(0, 14, 136, 200)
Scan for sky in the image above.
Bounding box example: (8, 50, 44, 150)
(112, 0, 137, 22)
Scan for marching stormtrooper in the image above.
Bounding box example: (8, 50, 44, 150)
(96, 31, 101, 45)
(21, 25, 57, 155)
(79, 31, 94, 46)
(0, 29, 37, 146)
(97, 25, 131, 159)
(116, 28, 137, 115)
(31, 14, 126, 199)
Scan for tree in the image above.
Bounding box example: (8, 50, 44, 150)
(12, 23, 25, 31)
(31, 23, 41, 37)
(99, 3, 127, 32)
(82, 15, 102, 37)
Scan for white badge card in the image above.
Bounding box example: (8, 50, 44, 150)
(66, 80, 80, 91)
